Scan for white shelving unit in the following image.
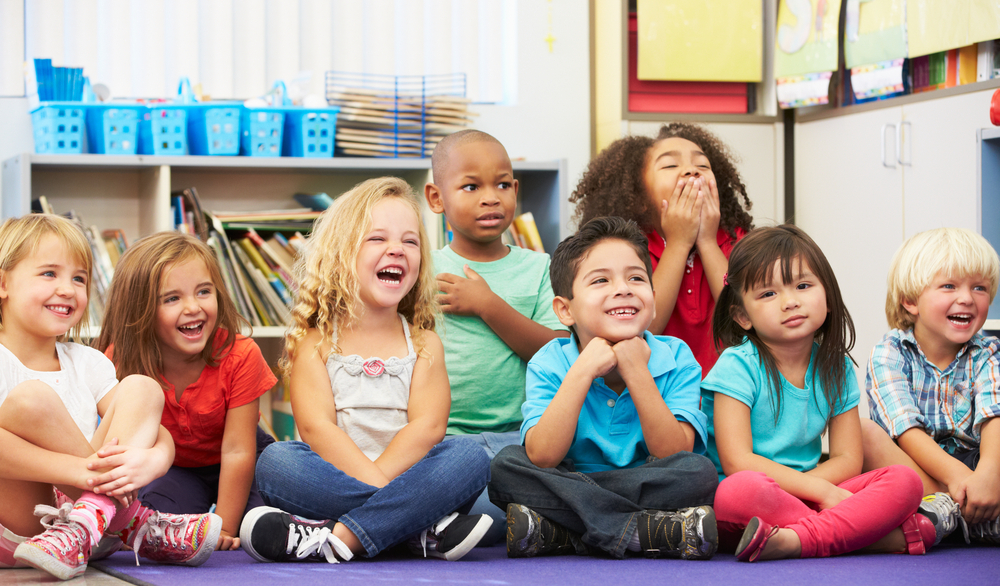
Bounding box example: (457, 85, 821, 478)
(2, 153, 570, 339)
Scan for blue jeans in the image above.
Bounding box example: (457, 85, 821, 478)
(255, 437, 490, 557)
(488, 445, 718, 558)
(446, 431, 521, 546)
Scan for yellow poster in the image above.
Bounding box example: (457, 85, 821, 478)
(636, 0, 762, 82)
(775, 0, 843, 78)
(907, 0, 969, 58)
(970, 0, 1000, 45)
(844, 0, 907, 68)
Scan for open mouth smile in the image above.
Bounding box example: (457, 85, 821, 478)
(377, 266, 404, 285)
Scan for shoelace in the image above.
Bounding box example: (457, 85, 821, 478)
(31, 503, 89, 555)
(128, 512, 190, 566)
(416, 512, 458, 558)
(970, 516, 1000, 543)
(923, 494, 971, 544)
(286, 523, 353, 563)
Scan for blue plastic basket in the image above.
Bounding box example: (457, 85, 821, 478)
(187, 103, 241, 156)
(31, 103, 86, 154)
(283, 108, 339, 157)
(241, 107, 285, 156)
(138, 105, 188, 155)
(85, 104, 144, 155)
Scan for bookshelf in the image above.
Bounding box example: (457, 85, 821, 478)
(1, 153, 570, 338)
(979, 127, 1000, 332)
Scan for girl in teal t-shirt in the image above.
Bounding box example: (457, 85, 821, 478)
(702, 225, 942, 561)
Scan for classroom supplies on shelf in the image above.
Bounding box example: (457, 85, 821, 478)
(325, 72, 476, 158)
(85, 103, 145, 155)
(283, 108, 339, 157)
(34, 59, 84, 101)
(512, 212, 545, 253)
(31, 103, 86, 154)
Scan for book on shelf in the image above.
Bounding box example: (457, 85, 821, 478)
(513, 212, 545, 253)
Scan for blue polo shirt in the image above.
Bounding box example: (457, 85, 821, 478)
(521, 332, 707, 473)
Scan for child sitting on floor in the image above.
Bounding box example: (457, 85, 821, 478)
(0, 214, 220, 580)
(425, 129, 568, 544)
(241, 177, 492, 563)
(863, 227, 1000, 544)
(488, 216, 719, 560)
(97, 232, 277, 552)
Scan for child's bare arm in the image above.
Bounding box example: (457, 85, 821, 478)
(437, 265, 567, 362)
(897, 428, 973, 495)
(806, 408, 863, 486)
(0, 428, 98, 490)
(525, 338, 616, 467)
(88, 425, 174, 497)
(614, 336, 695, 456)
(953, 417, 1000, 524)
(290, 330, 390, 488)
(714, 394, 850, 509)
(374, 330, 450, 480)
(214, 401, 259, 551)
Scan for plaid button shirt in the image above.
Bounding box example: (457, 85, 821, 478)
(866, 329, 1000, 454)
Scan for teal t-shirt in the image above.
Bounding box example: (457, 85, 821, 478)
(700, 340, 860, 480)
(432, 245, 566, 435)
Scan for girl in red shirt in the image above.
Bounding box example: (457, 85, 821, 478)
(98, 233, 276, 552)
(571, 123, 754, 375)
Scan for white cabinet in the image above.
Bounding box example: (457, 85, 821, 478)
(796, 88, 998, 403)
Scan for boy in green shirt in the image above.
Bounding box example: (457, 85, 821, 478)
(425, 130, 568, 545)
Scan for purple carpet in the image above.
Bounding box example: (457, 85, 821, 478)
(92, 543, 999, 586)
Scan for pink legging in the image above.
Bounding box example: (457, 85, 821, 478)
(714, 465, 922, 557)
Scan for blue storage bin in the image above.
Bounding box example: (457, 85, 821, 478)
(31, 103, 85, 154)
(187, 103, 241, 156)
(241, 107, 285, 157)
(85, 104, 144, 155)
(283, 107, 339, 157)
(138, 105, 188, 155)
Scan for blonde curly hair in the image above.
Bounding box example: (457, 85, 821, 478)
(282, 177, 438, 373)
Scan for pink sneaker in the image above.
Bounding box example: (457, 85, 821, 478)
(132, 511, 222, 566)
(13, 503, 92, 581)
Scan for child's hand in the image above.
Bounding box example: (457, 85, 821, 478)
(579, 337, 617, 381)
(953, 467, 1000, 525)
(217, 530, 240, 551)
(86, 439, 167, 497)
(818, 484, 853, 510)
(612, 336, 651, 383)
(660, 177, 703, 249)
(695, 177, 721, 249)
(436, 266, 496, 317)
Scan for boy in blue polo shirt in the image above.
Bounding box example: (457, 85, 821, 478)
(488, 217, 719, 560)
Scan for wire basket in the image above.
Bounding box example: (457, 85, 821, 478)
(325, 72, 471, 158)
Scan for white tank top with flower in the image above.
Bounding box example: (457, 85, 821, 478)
(327, 314, 416, 460)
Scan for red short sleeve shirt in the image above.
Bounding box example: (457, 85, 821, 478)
(646, 227, 746, 377)
(108, 333, 277, 467)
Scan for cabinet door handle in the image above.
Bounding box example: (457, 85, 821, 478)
(881, 123, 897, 168)
(897, 121, 911, 166)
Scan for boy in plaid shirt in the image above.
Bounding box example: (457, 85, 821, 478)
(863, 228, 1000, 545)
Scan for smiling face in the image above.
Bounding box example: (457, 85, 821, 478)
(0, 234, 88, 342)
(555, 238, 655, 349)
(905, 271, 991, 366)
(429, 139, 518, 260)
(643, 137, 715, 235)
(155, 257, 219, 365)
(356, 197, 422, 313)
(736, 257, 828, 352)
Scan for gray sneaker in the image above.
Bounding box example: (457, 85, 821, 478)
(969, 515, 1000, 545)
(505, 504, 583, 558)
(636, 506, 717, 560)
(918, 492, 967, 545)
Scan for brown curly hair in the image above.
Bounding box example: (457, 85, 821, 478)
(571, 123, 754, 238)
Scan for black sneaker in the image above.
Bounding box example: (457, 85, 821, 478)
(409, 513, 492, 561)
(636, 506, 717, 560)
(240, 506, 353, 563)
(506, 504, 583, 558)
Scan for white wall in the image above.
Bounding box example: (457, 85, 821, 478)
(0, 0, 591, 228)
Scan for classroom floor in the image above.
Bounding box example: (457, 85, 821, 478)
(41, 542, 1000, 586)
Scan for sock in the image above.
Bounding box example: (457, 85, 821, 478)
(106, 499, 153, 549)
(68, 492, 116, 547)
(626, 527, 641, 552)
